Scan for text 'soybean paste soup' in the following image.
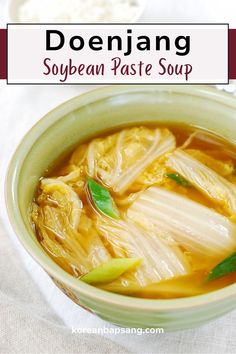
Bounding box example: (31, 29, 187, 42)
(31, 124, 236, 299)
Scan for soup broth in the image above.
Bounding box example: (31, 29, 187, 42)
(31, 124, 236, 299)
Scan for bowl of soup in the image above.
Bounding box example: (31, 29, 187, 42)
(5, 85, 236, 331)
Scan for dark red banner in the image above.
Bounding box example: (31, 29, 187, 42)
(0, 29, 7, 80)
(229, 29, 236, 79)
(0, 28, 236, 81)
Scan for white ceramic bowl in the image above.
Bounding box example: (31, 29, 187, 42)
(8, 0, 148, 23)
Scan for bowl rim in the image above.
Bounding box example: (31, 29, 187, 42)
(5, 84, 236, 312)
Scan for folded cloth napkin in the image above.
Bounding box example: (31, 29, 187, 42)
(0, 219, 129, 354)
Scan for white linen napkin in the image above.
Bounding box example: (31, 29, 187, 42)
(0, 219, 129, 354)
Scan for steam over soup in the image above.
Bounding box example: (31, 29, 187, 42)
(31, 124, 236, 299)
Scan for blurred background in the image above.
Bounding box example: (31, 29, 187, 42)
(1, 0, 236, 25)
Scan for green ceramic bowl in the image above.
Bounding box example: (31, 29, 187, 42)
(5, 85, 236, 331)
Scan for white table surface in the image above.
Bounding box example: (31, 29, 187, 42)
(1, 0, 236, 353)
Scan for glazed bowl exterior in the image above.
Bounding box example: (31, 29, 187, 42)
(5, 85, 236, 331)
